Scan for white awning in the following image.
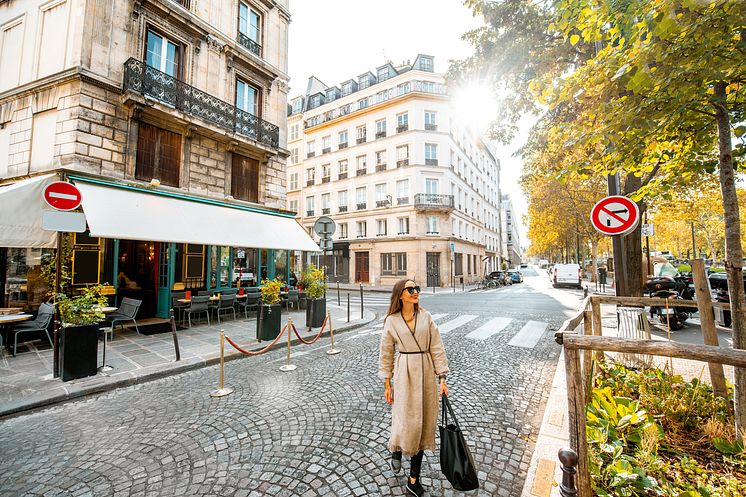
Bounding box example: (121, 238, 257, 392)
(75, 181, 320, 252)
(0, 174, 58, 248)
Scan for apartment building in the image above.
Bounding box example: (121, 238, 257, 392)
(0, 0, 317, 318)
(501, 194, 522, 267)
(287, 55, 503, 287)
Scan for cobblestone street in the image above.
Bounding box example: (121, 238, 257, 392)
(0, 271, 578, 496)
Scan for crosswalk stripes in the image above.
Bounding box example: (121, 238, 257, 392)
(465, 317, 513, 340)
(508, 321, 548, 348)
(439, 315, 478, 334)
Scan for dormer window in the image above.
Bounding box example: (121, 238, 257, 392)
(377, 67, 389, 81)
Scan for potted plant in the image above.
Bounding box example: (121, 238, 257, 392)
(304, 265, 328, 328)
(297, 266, 314, 309)
(257, 277, 283, 341)
(56, 285, 108, 381)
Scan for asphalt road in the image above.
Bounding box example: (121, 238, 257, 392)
(0, 267, 583, 497)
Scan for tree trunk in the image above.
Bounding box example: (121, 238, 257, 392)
(714, 81, 746, 437)
(623, 174, 644, 297)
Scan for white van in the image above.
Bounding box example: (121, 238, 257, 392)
(552, 263, 582, 289)
(539, 259, 549, 269)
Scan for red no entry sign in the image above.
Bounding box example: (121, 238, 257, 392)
(43, 182, 82, 211)
(590, 195, 640, 236)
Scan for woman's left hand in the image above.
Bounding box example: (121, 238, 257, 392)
(439, 381, 449, 397)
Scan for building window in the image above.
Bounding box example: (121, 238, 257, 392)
(356, 187, 366, 210)
(236, 78, 260, 117)
(396, 179, 409, 205)
(290, 124, 299, 141)
(340, 222, 348, 239)
(359, 74, 371, 89)
(322, 135, 331, 153)
(342, 81, 354, 96)
(356, 155, 367, 174)
(146, 30, 180, 77)
(289, 199, 298, 214)
(467, 253, 472, 274)
(338, 190, 348, 212)
(306, 140, 315, 157)
(375, 183, 388, 207)
(381, 252, 407, 275)
(427, 216, 438, 234)
(396, 253, 407, 275)
(136, 122, 181, 187)
(321, 193, 331, 214)
(375, 119, 387, 138)
(338, 159, 348, 178)
(231, 154, 260, 202)
(306, 167, 315, 184)
(425, 143, 438, 165)
(377, 67, 390, 81)
(0, 19, 23, 92)
(377, 219, 387, 236)
(356, 221, 367, 238)
(322, 163, 331, 180)
(356, 125, 367, 144)
(398, 217, 409, 235)
(289, 172, 298, 190)
(358, 98, 368, 110)
(305, 196, 315, 216)
(381, 253, 393, 275)
(454, 253, 463, 276)
(396, 113, 409, 132)
(424, 111, 437, 130)
(290, 147, 299, 165)
(375, 150, 386, 171)
(239, 2, 262, 50)
(38, 2, 68, 78)
(396, 145, 409, 167)
(338, 130, 348, 148)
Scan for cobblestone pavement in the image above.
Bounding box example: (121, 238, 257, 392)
(0, 272, 578, 497)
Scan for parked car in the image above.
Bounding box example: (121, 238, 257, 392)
(552, 263, 582, 289)
(520, 262, 528, 268)
(507, 270, 523, 283)
(539, 259, 549, 269)
(488, 271, 512, 286)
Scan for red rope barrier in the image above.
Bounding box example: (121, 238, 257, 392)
(291, 315, 328, 345)
(225, 324, 288, 356)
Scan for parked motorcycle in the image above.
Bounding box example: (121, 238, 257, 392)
(645, 263, 693, 330)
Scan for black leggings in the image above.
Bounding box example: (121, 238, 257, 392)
(410, 450, 424, 479)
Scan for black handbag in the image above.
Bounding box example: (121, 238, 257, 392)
(439, 395, 479, 491)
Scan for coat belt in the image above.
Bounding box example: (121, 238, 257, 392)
(399, 350, 428, 354)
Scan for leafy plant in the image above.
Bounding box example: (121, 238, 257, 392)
(41, 234, 72, 296)
(260, 278, 283, 305)
(303, 265, 327, 299)
(56, 285, 108, 326)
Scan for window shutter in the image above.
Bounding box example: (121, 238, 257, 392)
(232, 153, 260, 202)
(135, 122, 158, 182)
(159, 128, 182, 187)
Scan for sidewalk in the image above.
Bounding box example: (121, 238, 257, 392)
(0, 303, 375, 418)
(330, 281, 480, 294)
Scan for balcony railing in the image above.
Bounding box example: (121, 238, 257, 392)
(306, 210, 315, 217)
(307, 152, 315, 158)
(376, 200, 389, 208)
(396, 159, 409, 168)
(338, 142, 348, 149)
(123, 58, 279, 149)
(397, 196, 409, 205)
(376, 131, 387, 139)
(237, 32, 262, 57)
(397, 124, 408, 133)
(356, 203, 367, 210)
(306, 179, 315, 186)
(322, 208, 330, 214)
(414, 193, 454, 210)
(425, 158, 438, 166)
(322, 147, 331, 154)
(376, 164, 387, 172)
(356, 169, 367, 176)
(338, 172, 348, 180)
(357, 137, 367, 144)
(425, 123, 438, 131)
(338, 206, 348, 212)
(322, 177, 331, 183)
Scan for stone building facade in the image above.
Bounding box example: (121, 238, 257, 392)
(287, 56, 503, 287)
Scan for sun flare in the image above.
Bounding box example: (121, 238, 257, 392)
(451, 83, 499, 133)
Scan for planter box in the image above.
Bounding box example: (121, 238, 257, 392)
(298, 293, 308, 309)
(305, 298, 326, 328)
(256, 304, 282, 341)
(60, 323, 100, 382)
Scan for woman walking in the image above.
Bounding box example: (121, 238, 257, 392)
(378, 279, 449, 496)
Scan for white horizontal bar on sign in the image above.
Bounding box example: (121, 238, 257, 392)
(438, 315, 478, 334)
(508, 321, 548, 349)
(465, 317, 512, 341)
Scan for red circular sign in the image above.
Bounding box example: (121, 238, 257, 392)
(43, 182, 82, 211)
(590, 195, 639, 236)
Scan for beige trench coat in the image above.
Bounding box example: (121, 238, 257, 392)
(378, 309, 449, 455)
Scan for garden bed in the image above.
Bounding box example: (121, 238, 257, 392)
(587, 362, 745, 496)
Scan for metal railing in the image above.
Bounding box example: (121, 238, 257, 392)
(237, 32, 261, 57)
(356, 169, 367, 176)
(338, 142, 348, 149)
(425, 158, 438, 166)
(425, 123, 438, 131)
(414, 193, 454, 209)
(338, 172, 348, 180)
(397, 196, 409, 205)
(376, 164, 387, 172)
(396, 159, 409, 168)
(123, 58, 279, 149)
(338, 206, 348, 212)
(397, 124, 408, 133)
(356, 203, 366, 210)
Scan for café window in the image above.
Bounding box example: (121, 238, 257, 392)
(231, 153, 260, 202)
(3, 247, 54, 310)
(146, 30, 180, 77)
(210, 246, 232, 289)
(233, 247, 259, 287)
(175, 244, 205, 289)
(136, 122, 181, 187)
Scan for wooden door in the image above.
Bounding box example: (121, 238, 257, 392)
(355, 251, 369, 283)
(426, 252, 440, 287)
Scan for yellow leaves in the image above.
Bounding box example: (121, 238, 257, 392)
(570, 34, 580, 46)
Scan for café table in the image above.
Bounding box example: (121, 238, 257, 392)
(0, 313, 33, 352)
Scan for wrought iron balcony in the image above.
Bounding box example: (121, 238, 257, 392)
(237, 32, 262, 57)
(306, 210, 315, 217)
(425, 158, 438, 166)
(376, 200, 389, 208)
(397, 196, 409, 205)
(376, 131, 387, 139)
(376, 164, 387, 172)
(356, 203, 367, 210)
(322, 177, 331, 183)
(357, 137, 367, 144)
(356, 169, 367, 176)
(322, 147, 331, 154)
(338, 205, 348, 212)
(306, 179, 315, 186)
(322, 208, 330, 214)
(338, 172, 348, 180)
(307, 152, 315, 158)
(338, 142, 348, 149)
(397, 124, 408, 133)
(414, 193, 454, 210)
(396, 159, 409, 168)
(425, 123, 438, 131)
(123, 58, 279, 149)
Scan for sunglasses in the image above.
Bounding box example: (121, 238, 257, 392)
(403, 286, 421, 295)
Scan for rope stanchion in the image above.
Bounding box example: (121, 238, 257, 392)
(326, 310, 340, 355)
(209, 330, 234, 398)
(225, 323, 288, 356)
(292, 314, 327, 345)
(279, 317, 297, 372)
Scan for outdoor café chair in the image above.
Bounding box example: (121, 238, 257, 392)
(107, 298, 142, 335)
(186, 295, 211, 328)
(285, 289, 300, 311)
(215, 294, 236, 323)
(237, 292, 261, 319)
(171, 291, 187, 324)
(10, 302, 54, 357)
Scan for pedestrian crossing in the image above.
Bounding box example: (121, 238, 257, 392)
(349, 312, 552, 349)
(471, 287, 532, 294)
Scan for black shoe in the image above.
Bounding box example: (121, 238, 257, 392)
(389, 451, 402, 474)
(406, 479, 426, 497)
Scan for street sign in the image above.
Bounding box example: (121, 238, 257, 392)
(42, 210, 86, 232)
(43, 181, 82, 211)
(590, 195, 640, 236)
(313, 216, 336, 236)
(319, 238, 333, 251)
(641, 223, 654, 237)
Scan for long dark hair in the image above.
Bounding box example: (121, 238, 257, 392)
(385, 279, 420, 322)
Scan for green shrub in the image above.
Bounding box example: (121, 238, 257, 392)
(56, 285, 108, 326)
(260, 278, 283, 305)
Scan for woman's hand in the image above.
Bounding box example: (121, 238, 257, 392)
(384, 380, 394, 404)
(440, 381, 449, 398)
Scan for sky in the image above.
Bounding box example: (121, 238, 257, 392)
(287, 0, 531, 247)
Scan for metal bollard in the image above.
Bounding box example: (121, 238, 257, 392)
(347, 293, 350, 322)
(337, 281, 341, 306)
(360, 284, 364, 319)
(170, 308, 181, 361)
(209, 330, 234, 397)
(280, 318, 297, 371)
(583, 286, 588, 298)
(558, 448, 578, 497)
(326, 310, 340, 355)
